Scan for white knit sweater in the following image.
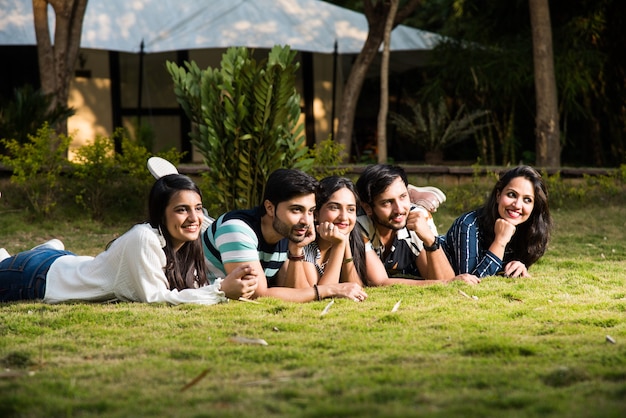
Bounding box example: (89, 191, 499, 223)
(44, 223, 227, 305)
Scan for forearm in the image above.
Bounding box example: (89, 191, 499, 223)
(317, 242, 346, 285)
(256, 281, 362, 302)
(283, 260, 316, 288)
(488, 240, 507, 261)
(472, 251, 504, 277)
(283, 246, 317, 288)
(425, 250, 456, 280)
(259, 286, 320, 303)
(339, 243, 361, 284)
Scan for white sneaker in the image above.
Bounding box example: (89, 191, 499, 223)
(147, 157, 179, 180)
(31, 239, 65, 251)
(0, 248, 10, 262)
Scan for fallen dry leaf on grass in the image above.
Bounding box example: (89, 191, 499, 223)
(391, 300, 401, 313)
(459, 290, 479, 301)
(229, 336, 269, 346)
(180, 368, 210, 392)
(320, 299, 334, 316)
(238, 297, 260, 304)
(0, 370, 35, 379)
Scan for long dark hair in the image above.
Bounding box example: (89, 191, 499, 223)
(477, 166, 552, 267)
(149, 174, 208, 291)
(316, 176, 367, 283)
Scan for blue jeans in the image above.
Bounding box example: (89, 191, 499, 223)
(0, 249, 75, 302)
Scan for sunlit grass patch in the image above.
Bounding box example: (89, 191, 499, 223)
(2, 186, 626, 417)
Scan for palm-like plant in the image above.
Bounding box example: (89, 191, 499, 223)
(167, 46, 311, 212)
(389, 96, 491, 158)
(0, 85, 75, 147)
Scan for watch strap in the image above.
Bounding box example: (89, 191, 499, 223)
(423, 236, 441, 252)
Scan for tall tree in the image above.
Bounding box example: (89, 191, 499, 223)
(376, 0, 399, 163)
(529, 0, 560, 167)
(32, 0, 88, 134)
(335, 0, 422, 162)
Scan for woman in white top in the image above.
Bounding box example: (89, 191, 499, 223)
(0, 174, 257, 305)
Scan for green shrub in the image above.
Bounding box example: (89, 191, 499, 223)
(544, 168, 626, 209)
(0, 84, 74, 149)
(308, 137, 347, 180)
(444, 166, 497, 213)
(389, 96, 491, 155)
(1, 125, 184, 222)
(70, 128, 185, 222)
(71, 134, 119, 220)
(0, 123, 72, 217)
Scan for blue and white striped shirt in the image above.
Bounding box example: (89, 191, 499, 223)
(442, 210, 503, 277)
(202, 207, 288, 287)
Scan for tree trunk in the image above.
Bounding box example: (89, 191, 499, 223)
(336, 17, 386, 163)
(376, 0, 399, 164)
(336, 0, 422, 163)
(33, 0, 88, 135)
(529, 0, 560, 168)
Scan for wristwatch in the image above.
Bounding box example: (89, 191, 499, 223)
(423, 236, 441, 252)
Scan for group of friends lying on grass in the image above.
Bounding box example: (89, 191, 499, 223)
(0, 161, 552, 305)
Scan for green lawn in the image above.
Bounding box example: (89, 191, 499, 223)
(1, 194, 625, 417)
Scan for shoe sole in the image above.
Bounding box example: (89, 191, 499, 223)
(0, 248, 10, 263)
(407, 184, 446, 203)
(147, 157, 179, 180)
(31, 239, 65, 251)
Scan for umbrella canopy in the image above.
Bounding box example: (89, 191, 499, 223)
(1, 0, 443, 54)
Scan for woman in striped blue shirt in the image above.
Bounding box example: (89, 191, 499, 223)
(442, 166, 553, 278)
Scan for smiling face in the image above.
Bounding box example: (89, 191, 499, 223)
(317, 187, 357, 235)
(366, 177, 412, 231)
(164, 190, 203, 251)
(496, 176, 535, 226)
(270, 194, 316, 243)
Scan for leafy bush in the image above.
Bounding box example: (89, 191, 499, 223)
(389, 96, 491, 153)
(543, 167, 626, 210)
(0, 123, 72, 216)
(443, 167, 498, 213)
(1, 125, 184, 222)
(307, 137, 347, 180)
(71, 128, 184, 221)
(0, 85, 74, 149)
(71, 134, 119, 220)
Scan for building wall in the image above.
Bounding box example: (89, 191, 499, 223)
(66, 48, 344, 161)
(67, 50, 112, 160)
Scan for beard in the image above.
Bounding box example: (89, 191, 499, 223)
(371, 210, 406, 231)
(272, 213, 309, 243)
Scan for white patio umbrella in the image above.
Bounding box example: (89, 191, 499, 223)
(1, 0, 445, 149)
(1, 0, 443, 54)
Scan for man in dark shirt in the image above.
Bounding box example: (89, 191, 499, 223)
(355, 164, 460, 282)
